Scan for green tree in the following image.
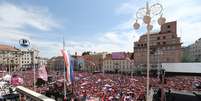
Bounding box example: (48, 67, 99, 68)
(82, 51, 91, 56)
(181, 46, 195, 62)
(181, 52, 192, 62)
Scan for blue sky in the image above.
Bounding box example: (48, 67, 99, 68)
(0, 0, 201, 58)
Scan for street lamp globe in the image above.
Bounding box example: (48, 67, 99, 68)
(158, 15, 166, 25)
(147, 24, 153, 31)
(133, 20, 140, 30)
(143, 15, 151, 24)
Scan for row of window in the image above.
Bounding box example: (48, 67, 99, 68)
(135, 46, 177, 52)
(137, 41, 168, 47)
(22, 58, 31, 60)
(104, 61, 130, 65)
(141, 35, 176, 42)
(104, 65, 131, 69)
(137, 43, 147, 47)
(22, 61, 30, 64)
(157, 41, 166, 45)
(157, 36, 166, 40)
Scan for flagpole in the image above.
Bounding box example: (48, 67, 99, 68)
(33, 58, 36, 91)
(63, 36, 67, 100)
(72, 53, 77, 99)
(72, 77, 74, 99)
(32, 46, 36, 92)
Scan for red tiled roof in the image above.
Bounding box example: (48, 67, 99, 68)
(0, 44, 18, 51)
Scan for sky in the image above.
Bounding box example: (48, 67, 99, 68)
(0, 0, 201, 58)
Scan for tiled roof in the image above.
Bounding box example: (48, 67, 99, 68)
(104, 54, 112, 60)
(0, 44, 18, 51)
(104, 53, 134, 60)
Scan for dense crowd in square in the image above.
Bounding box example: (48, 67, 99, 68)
(1, 69, 201, 100)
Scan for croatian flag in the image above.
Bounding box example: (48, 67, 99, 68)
(61, 49, 74, 83)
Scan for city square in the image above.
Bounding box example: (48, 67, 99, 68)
(0, 0, 201, 101)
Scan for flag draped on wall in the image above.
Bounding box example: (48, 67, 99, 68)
(61, 49, 74, 83)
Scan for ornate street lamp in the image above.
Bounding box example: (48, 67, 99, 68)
(133, 1, 166, 101)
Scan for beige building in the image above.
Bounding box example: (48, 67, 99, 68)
(38, 57, 48, 65)
(20, 48, 39, 68)
(81, 52, 107, 72)
(47, 56, 64, 72)
(103, 53, 135, 74)
(184, 38, 201, 62)
(0, 44, 41, 71)
(133, 21, 182, 67)
(0, 44, 21, 71)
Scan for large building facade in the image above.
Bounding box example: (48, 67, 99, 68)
(0, 44, 21, 71)
(103, 52, 135, 74)
(80, 52, 107, 72)
(47, 55, 86, 74)
(20, 48, 39, 69)
(0, 44, 41, 71)
(183, 38, 201, 62)
(133, 21, 182, 67)
(47, 56, 64, 72)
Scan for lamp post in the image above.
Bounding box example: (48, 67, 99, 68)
(133, 1, 166, 101)
(156, 49, 163, 79)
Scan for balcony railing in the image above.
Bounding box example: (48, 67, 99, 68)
(16, 86, 55, 101)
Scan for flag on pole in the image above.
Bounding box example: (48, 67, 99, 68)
(69, 55, 74, 83)
(37, 65, 48, 81)
(61, 49, 74, 83)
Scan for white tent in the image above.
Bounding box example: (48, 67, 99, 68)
(162, 63, 201, 73)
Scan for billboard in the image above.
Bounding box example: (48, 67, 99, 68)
(112, 52, 126, 60)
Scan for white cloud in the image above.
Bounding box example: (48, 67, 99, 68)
(0, 3, 59, 31)
(0, 2, 61, 58)
(0, 2, 139, 58)
(163, 0, 201, 46)
(2, 0, 201, 58)
(99, 32, 120, 44)
(0, 28, 30, 41)
(36, 0, 201, 57)
(115, 0, 201, 46)
(62, 30, 139, 56)
(116, 2, 136, 15)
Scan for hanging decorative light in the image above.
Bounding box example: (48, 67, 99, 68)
(143, 15, 151, 24)
(158, 15, 166, 25)
(133, 20, 140, 30)
(147, 24, 153, 31)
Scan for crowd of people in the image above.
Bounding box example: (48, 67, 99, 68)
(1, 69, 201, 100)
(49, 71, 201, 100)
